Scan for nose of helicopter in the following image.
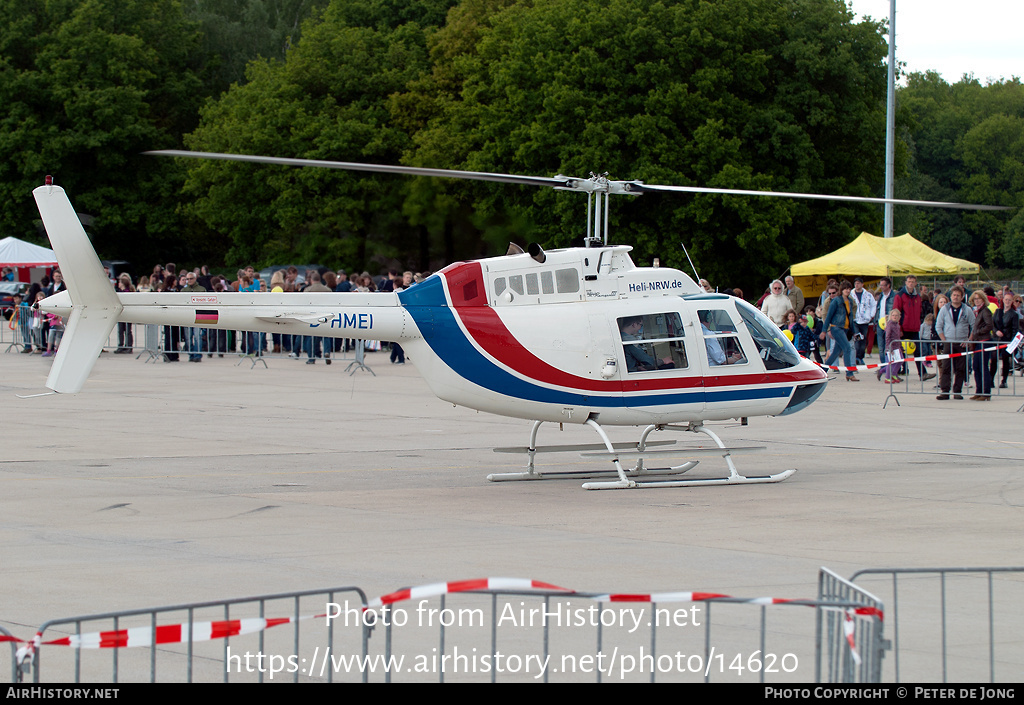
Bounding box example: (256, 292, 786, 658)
(780, 380, 827, 415)
(779, 357, 828, 415)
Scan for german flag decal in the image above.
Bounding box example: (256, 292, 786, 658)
(195, 310, 219, 324)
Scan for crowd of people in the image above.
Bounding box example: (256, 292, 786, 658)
(6, 270, 67, 356)
(142, 263, 432, 364)
(5, 263, 434, 366)
(753, 273, 1023, 400)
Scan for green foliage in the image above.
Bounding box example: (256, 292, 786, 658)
(184, 0, 332, 94)
(184, 0, 457, 270)
(0, 0, 211, 265)
(897, 73, 1024, 267)
(4, 0, 1017, 288)
(0, 0, 902, 288)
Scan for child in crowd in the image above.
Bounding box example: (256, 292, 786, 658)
(784, 309, 799, 333)
(803, 305, 823, 363)
(29, 291, 46, 353)
(920, 312, 936, 358)
(792, 314, 816, 359)
(42, 312, 64, 357)
(877, 308, 903, 383)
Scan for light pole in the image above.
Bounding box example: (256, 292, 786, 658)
(883, 0, 896, 238)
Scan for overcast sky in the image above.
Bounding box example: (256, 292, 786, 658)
(844, 0, 1023, 84)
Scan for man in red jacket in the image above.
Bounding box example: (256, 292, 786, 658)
(893, 275, 936, 382)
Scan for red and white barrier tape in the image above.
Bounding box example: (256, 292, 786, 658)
(8, 614, 323, 668)
(49, 615, 308, 649)
(3, 579, 568, 655)
(366, 577, 572, 609)
(812, 342, 1008, 372)
(365, 580, 881, 662)
(592, 590, 729, 602)
(844, 610, 863, 666)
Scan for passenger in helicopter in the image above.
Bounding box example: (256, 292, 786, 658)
(619, 316, 674, 372)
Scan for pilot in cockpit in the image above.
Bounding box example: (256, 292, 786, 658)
(699, 311, 745, 366)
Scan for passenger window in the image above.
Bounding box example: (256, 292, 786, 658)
(526, 272, 539, 295)
(555, 268, 579, 293)
(541, 271, 554, 294)
(698, 309, 747, 367)
(508, 275, 524, 295)
(617, 313, 688, 373)
(494, 277, 506, 296)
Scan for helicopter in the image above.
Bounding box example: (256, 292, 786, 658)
(33, 153, 1009, 489)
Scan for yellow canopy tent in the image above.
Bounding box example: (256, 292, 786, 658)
(790, 232, 979, 300)
(886, 234, 980, 277)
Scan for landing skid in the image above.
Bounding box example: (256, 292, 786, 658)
(487, 419, 794, 490)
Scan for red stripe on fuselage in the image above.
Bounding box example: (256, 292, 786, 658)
(442, 265, 824, 391)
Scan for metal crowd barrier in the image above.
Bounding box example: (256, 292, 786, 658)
(816, 568, 886, 683)
(374, 588, 879, 683)
(3, 306, 33, 352)
(848, 567, 1024, 683)
(28, 587, 369, 683)
(14, 580, 883, 683)
(868, 335, 1022, 397)
(3, 318, 385, 375)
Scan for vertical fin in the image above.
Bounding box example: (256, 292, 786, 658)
(33, 185, 122, 393)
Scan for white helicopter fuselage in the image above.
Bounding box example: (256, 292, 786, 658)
(392, 248, 827, 425)
(38, 190, 826, 427)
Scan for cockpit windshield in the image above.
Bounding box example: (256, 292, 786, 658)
(733, 299, 801, 370)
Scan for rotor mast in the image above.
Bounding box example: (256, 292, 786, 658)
(553, 173, 643, 247)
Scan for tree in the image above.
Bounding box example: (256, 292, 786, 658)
(184, 0, 331, 94)
(397, 0, 890, 292)
(182, 0, 891, 290)
(0, 0, 211, 266)
(896, 73, 1024, 266)
(183, 0, 456, 269)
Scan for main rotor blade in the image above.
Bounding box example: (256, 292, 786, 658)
(631, 182, 1012, 211)
(147, 150, 566, 189)
(148, 149, 1012, 211)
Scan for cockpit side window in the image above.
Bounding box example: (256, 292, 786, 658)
(698, 309, 748, 367)
(734, 300, 801, 370)
(618, 312, 688, 373)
